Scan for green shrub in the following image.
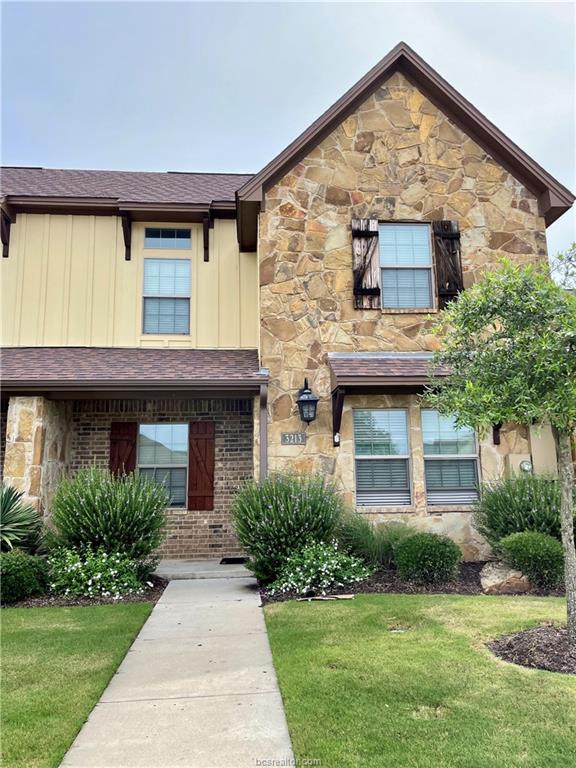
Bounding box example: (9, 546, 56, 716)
(474, 475, 575, 547)
(269, 542, 372, 596)
(48, 548, 145, 599)
(0, 550, 48, 603)
(337, 515, 412, 569)
(395, 532, 461, 584)
(499, 532, 564, 589)
(48, 468, 168, 560)
(1, 485, 42, 552)
(232, 472, 345, 582)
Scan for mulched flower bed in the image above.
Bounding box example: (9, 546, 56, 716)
(262, 562, 484, 603)
(5, 575, 168, 609)
(261, 562, 564, 604)
(489, 626, 576, 674)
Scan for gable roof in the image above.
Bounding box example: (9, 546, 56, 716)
(236, 42, 574, 248)
(0, 167, 252, 205)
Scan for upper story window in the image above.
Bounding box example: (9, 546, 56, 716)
(138, 423, 188, 507)
(353, 409, 411, 506)
(144, 228, 192, 249)
(143, 258, 191, 335)
(422, 410, 479, 505)
(378, 223, 433, 309)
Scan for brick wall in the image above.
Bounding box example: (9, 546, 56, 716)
(70, 398, 254, 559)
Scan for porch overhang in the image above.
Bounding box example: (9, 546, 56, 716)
(0, 347, 268, 399)
(328, 352, 444, 446)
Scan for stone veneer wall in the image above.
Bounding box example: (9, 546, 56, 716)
(69, 398, 253, 559)
(2, 396, 71, 512)
(0, 401, 7, 484)
(258, 71, 548, 556)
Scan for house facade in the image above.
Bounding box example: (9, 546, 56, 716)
(1, 44, 573, 559)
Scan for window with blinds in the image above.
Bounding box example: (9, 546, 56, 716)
(144, 228, 191, 249)
(138, 423, 188, 507)
(379, 223, 433, 309)
(143, 258, 191, 334)
(354, 409, 411, 506)
(422, 410, 479, 505)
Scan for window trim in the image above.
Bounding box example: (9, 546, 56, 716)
(421, 409, 480, 506)
(353, 407, 413, 507)
(137, 423, 189, 509)
(144, 227, 192, 250)
(142, 257, 191, 336)
(378, 221, 437, 312)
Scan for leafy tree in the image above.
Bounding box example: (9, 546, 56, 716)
(425, 259, 576, 643)
(550, 242, 576, 289)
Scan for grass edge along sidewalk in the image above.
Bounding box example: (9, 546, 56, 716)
(265, 593, 576, 768)
(2, 603, 152, 768)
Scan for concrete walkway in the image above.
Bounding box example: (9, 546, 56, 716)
(155, 559, 251, 580)
(61, 578, 294, 768)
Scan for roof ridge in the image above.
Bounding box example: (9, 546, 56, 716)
(1, 166, 253, 177)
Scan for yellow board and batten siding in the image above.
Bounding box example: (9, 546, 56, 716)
(0, 214, 258, 349)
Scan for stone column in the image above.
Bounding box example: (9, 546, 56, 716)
(2, 396, 71, 515)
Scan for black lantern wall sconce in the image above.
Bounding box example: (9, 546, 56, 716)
(296, 378, 319, 424)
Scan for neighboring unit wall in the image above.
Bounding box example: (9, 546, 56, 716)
(259, 72, 549, 556)
(1, 217, 258, 349)
(69, 398, 253, 559)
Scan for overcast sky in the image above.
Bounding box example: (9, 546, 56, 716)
(2, 1, 574, 255)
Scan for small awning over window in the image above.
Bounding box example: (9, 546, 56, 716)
(328, 352, 446, 446)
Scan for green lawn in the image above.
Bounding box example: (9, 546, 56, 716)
(265, 595, 576, 768)
(1, 603, 152, 768)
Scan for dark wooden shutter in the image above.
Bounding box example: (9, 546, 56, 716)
(109, 422, 138, 475)
(188, 421, 215, 511)
(352, 218, 380, 309)
(432, 220, 464, 309)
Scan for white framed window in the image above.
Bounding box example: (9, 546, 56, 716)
(138, 423, 188, 508)
(143, 258, 191, 334)
(422, 410, 479, 505)
(379, 223, 433, 309)
(353, 409, 411, 506)
(144, 228, 191, 249)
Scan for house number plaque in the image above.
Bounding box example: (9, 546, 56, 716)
(281, 432, 306, 445)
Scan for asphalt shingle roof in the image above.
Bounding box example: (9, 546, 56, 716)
(0, 347, 266, 387)
(327, 352, 444, 382)
(0, 167, 253, 205)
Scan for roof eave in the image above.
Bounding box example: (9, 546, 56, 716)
(0, 378, 266, 395)
(2, 196, 239, 222)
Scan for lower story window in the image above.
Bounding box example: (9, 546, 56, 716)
(138, 423, 188, 507)
(422, 410, 479, 504)
(354, 409, 411, 506)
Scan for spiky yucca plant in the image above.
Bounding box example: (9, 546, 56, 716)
(0, 485, 41, 552)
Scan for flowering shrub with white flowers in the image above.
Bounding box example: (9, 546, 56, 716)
(269, 542, 372, 596)
(232, 472, 346, 582)
(48, 548, 146, 599)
